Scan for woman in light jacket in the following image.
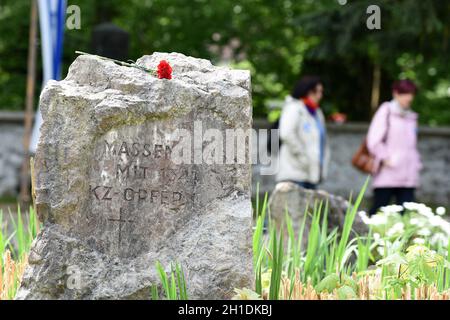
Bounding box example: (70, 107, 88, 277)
(367, 80, 422, 215)
(276, 76, 330, 189)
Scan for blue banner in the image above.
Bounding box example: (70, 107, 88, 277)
(30, 0, 67, 153)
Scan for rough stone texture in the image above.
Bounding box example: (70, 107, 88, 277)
(0, 124, 23, 196)
(268, 182, 368, 246)
(16, 52, 253, 299)
(2, 118, 449, 206)
(253, 120, 450, 206)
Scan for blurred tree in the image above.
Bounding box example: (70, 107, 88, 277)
(297, 0, 450, 124)
(0, 0, 35, 110)
(0, 0, 449, 125)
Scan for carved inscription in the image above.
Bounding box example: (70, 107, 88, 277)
(108, 207, 134, 249)
(104, 141, 172, 159)
(88, 136, 197, 254)
(90, 185, 184, 206)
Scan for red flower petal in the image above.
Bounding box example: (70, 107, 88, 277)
(157, 60, 172, 79)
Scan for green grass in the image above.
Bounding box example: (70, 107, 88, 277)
(153, 261, 188, 300)
(252, 177, 450, 299)
(0, 206, 39, 261)
(1, 205, 40, 300)
(1, 177, 449, 300)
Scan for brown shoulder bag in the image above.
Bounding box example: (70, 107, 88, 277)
(352, 107, 390, 174)
(351, 139, 376, 174)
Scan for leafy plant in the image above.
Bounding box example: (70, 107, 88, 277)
(153, 261, 188, 300)
(0, 206, 40, 300)
(268, 227, 284, 300)
(247, 178, 450, 300)
(360, 203, 450, 254)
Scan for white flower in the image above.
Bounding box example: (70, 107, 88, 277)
(417, 205, 434, 218)
(413, 238, 426, 245)
(358, 211, 371, 225)
(404, 202, 435, 218)
(390, 239, 404, 253)
(435, 219, 450, 235)
(417, 228, 431, 237)
(376, 246, 385, 256)
(430, 233, 448, 247)
(428, 216, 450, 235)
(373, 233, 381, 241)
(386, 222, 405, 237)
(381, 205, 403, 214)
(394, 222, 405, 230)
(403, 202, 420, 211)
(410, 218, 420, 225)
(369, 214, 388, 226)
(436, 206, 446, 216)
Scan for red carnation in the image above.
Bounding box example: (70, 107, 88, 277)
(157, 60, 172, 79)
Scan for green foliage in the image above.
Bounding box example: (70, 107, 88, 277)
(0, 206, 40, 300)
(154, 261, 188, 300)
(0, 206, 39, 260)
(252, 188, 267, 270)
(268, 227, 283, 300)
(356, 230, 374, 273)
(253, 178, 371, 299)
(255, 178, 450, 300)
(362, 202, 450, 252)
(316, 274, 339, 293)
(298, 0, 450, 125)
(376, 244, 450, 299)
(1, 0, 449, 124)
(0, 1, 32, 110)
(336, 178, 369, 271)
(1, 181, 449, 300)
(336, 285, 357, 300)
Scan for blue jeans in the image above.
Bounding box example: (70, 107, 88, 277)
(369, 187, 415, 216)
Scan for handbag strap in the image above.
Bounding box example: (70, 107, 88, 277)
(382, 104, 391, 143)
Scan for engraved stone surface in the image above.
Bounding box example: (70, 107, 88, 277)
(16, 52, 253, 299)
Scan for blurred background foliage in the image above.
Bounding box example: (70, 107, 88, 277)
(0, 0, 449, 125)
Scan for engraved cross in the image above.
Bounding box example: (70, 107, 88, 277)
(108, 207, 134, 248)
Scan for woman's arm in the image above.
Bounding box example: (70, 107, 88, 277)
(279, 103, 304, 157)
(367, 103, 390, 171)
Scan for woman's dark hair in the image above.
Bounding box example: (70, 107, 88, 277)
(392, 79, 418, 94)
(291, 76, 322, 99)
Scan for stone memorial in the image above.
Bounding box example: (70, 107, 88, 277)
(268, 182, 367, 247)
(16, 52, 253, 299)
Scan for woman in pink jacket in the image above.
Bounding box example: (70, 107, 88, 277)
(367, 80, 422, 215)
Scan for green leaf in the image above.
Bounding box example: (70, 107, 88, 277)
(341, 274, 358, 294)
(336, 177, 369, 271)
(151, 284, 159, 300)
(376, 253, 408, 267)
(316, 274, 339, 293)
(337, 285, 357, 300)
